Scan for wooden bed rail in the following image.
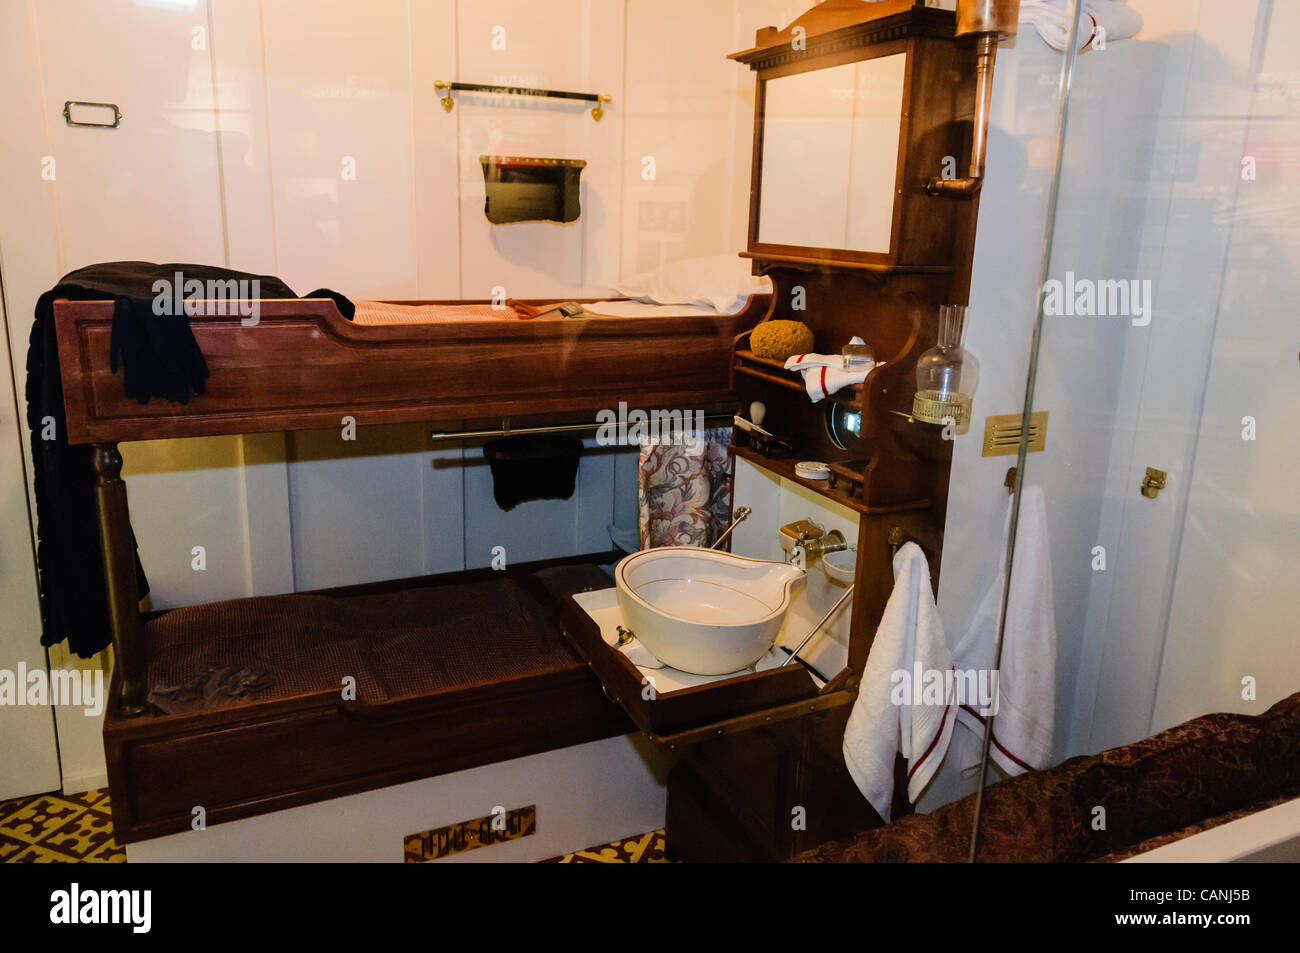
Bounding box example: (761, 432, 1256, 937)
(53, 295, 768, 445)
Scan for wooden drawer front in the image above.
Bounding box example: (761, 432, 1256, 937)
(108, 668, 630, 842)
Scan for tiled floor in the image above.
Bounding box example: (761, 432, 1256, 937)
(0, 787, 663, 863)
(0, 789, 125, 863)
(548, 829, 669, 863)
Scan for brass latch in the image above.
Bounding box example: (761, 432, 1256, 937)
(1140, 467, 1167, 499)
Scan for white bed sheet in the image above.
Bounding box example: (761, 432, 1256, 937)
(581, 300, 732, 318)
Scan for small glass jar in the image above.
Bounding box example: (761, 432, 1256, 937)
(841, 341, 876, 371)
(912, 305, 979, 433)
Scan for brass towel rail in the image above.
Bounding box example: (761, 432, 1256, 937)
(430, 413, 735, 443)
(435, 81, 612, 121)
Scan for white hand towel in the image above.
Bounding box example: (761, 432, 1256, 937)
(953, 485, 1057, 775)
(784, 336, 874, 402)
(1020, 0, 1143, 52)
(843, 543, 955, 821)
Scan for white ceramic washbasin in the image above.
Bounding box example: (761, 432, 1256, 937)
(614, 548, 806, 675)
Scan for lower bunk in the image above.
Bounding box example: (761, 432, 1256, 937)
(104, 557, 634, 845)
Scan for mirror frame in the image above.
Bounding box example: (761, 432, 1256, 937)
(732, 1, 973, 272)
(747, 38, 913, 267)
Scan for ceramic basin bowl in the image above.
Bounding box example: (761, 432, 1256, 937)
(614, 548, 806, 675)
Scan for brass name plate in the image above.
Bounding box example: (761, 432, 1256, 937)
(404, 805, 536, 862)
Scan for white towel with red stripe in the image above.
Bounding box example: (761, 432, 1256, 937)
(1020, 0, 1143, 53)
(843, 543, 955, 821)
(952, 485, 1057, 775)
(784, 336, 874, 402)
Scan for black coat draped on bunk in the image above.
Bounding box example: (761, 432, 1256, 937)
(26, 261, 353, 658)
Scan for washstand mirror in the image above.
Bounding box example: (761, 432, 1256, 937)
(732, 0, 978, 269)
(757, 53, 906, 255)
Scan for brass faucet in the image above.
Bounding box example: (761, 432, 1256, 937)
(780, 520, 848, 563)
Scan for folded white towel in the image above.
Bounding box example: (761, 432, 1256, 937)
(953, 485, 1058, 774)
(784, 336, 874, 402)
(1020, 0, 1143, 52)
(843, 543, 955, 821)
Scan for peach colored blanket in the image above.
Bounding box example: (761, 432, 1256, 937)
(352, 301, 524, 325)
(351, 299, 728, 325)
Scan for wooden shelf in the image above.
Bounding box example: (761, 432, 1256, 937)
(733, 350, 863, 408)
(731, 445, 929, 517)
(740, 251, 954, 274)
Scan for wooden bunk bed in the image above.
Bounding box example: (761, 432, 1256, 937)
(51, 293, 768, 843)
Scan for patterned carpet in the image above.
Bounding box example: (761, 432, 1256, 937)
(0, 787, 662, 863)
(0, 789, 125, 863)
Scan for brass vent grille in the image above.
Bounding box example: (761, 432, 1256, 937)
(982, 411, 1048, 457)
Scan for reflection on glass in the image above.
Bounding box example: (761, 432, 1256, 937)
(826, 403, 863, 452)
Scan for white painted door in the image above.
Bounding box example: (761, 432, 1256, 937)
(0, 291, 61, 800)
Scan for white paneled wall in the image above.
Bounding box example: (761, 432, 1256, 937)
(2, 0, 770, 608)
(0, 0, 763, 793)
(455, 0, 623, 297)
(259, 0, 424, 297)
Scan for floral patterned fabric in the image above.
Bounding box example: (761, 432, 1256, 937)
(638, 428, 733, 549)
(793, 691, 1300, 863)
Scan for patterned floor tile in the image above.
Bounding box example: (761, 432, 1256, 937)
(87, 840, 127, 863)
(1, 795, 86, 844)
(547, 829, 670, 863)
(2, 786, 660, 864)
(41, 807, 116, 860)
(9, 842, 79, 863)
(0, 788, 124, 863)
(0, 831, 32, 863)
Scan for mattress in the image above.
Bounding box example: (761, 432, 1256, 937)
(352, 298, 740, 325)
(141, 572, 606, 714)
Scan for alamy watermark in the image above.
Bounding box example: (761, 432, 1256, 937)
(595, 402, 708, 455)
(50, 883, 150, 933)
(1042, 272, 1152, 327)
(890, 663, 999, 716)
(152, 271, 261, 326)
(0, 664, 104, 716)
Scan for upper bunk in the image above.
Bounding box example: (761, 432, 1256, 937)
(52, 293, 770, 445)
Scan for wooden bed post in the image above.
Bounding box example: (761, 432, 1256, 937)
(92, 444, 147, 715)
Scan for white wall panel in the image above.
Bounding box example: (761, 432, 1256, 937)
(123, 437, 257, 609)
(287, 424, 436, 590)
(209, 0, 281, 275)
(621, 0, 745, 274)
(259, 0, 420, 298)
(462, 436, 618, 569)
(1150, 0, 1300, 729)
(409, 0, 465, 299)
(1082, 2, 1264, 752)
(455, 0, 625, 298)
(30, 0, 227, 270)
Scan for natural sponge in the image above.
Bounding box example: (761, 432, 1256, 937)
(750, 320, 815, 361)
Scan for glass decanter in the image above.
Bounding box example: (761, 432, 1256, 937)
(912, 305, 979, 434)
